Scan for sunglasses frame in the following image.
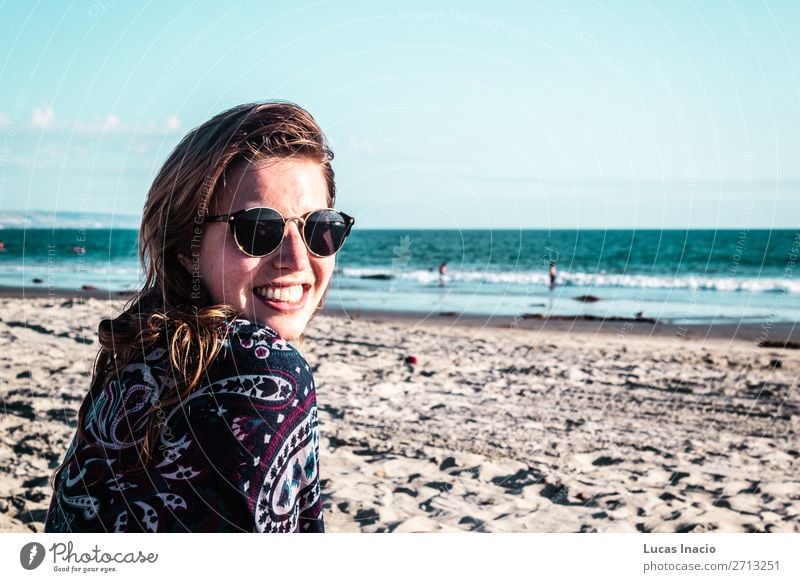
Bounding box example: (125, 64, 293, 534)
(204, 207, 355, 258)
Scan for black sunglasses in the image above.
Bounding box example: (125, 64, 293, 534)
(204, 207, 355, 258)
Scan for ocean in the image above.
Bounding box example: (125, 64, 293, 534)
(1, 227, 798, 324)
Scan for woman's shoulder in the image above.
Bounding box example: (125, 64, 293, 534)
(219, 318, 301, 355)
(211, 318, 311, 379)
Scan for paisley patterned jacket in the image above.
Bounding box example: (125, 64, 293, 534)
(44, 319, 324, 532)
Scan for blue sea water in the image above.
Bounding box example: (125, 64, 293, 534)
(1, 227, 799, 324)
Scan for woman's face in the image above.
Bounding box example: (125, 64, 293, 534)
(197, 158, 334, 340)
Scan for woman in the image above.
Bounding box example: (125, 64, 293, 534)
(44, 102, 354, 532)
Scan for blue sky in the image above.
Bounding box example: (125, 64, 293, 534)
(0, 0, 798, 228)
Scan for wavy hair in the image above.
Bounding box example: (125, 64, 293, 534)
(51, 102, 335, 485)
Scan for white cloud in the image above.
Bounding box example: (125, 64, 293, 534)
(31, 105, 55, 128)
(102, 114, 121, 132)
(73, 113, 123, 133)
(348, 135, 376, 155)
(165, 115, 181, 132)
(24, 109, 180, 135)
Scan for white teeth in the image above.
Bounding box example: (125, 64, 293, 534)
(255, 285, 304, 303)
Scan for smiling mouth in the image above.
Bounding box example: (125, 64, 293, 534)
(253, 284, 311, 312)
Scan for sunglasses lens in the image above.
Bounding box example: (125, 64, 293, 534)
(304, 209, 351, 256)
(232, 208, 284, 256)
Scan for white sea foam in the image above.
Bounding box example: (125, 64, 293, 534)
(340, 267, 800, 294)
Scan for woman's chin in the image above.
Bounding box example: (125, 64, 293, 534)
(240, 298, 316, 340)
(260, 314, 309, 341)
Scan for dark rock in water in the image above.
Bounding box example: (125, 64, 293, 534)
(769, 358, 782, 369)
(574, 294, 600, 302)
(359, 273, 393, 280)
(32, 278, 44, 284)
(80, 284, 98, 291)
(16, 370, 31, 379)
(438, 311, 459, 317)
(521, 313, 545, 320)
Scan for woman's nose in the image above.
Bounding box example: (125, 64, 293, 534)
(273, 221, 310, 270)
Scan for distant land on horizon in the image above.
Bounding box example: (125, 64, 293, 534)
(0, 210, 141, 230)
(0, 210, 796, 232)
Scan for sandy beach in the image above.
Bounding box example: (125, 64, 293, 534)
(1, 293, 798, 533)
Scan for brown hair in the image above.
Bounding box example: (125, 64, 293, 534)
(51, 102, 335, 486)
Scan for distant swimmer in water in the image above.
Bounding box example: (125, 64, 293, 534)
(549, 261, 557, 288)
(438, 261, 448, 286)
(0, 241, 5, 252)
(71, 246, 86, 255)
